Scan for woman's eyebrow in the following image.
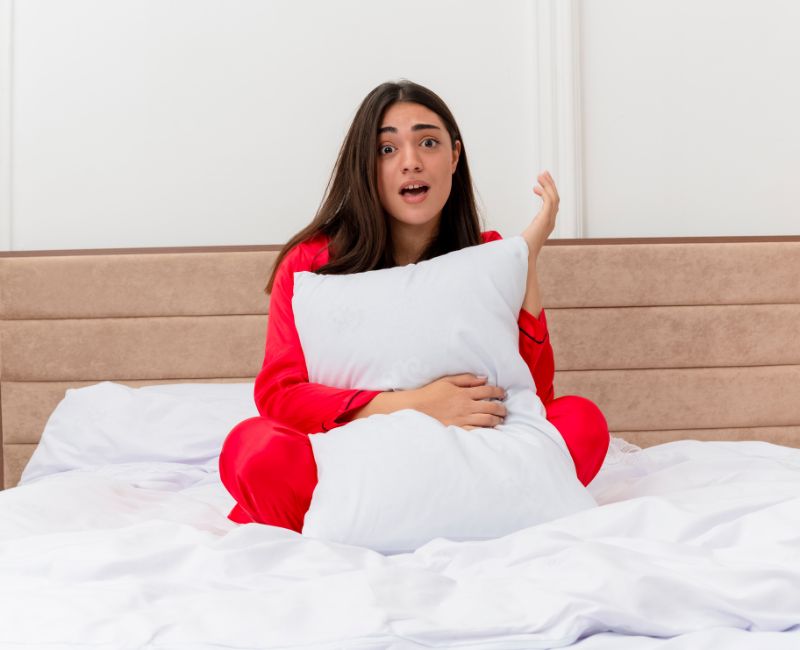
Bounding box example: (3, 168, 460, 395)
(378, 123, 442, 134)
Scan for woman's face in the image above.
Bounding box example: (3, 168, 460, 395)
(376, 101, 461, 234)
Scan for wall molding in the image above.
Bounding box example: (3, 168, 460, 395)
(536, 0, 583, 238)
(0, 0, 11, 250)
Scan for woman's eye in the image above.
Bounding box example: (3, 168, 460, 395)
(422, 138, 439, 148)
(379, 144, 395, 155)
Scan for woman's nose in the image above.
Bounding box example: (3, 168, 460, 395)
(401, 148, 423, 172)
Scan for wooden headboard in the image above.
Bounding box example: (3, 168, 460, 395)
(2, 236, 799, 489)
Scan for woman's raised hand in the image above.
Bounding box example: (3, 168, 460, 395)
(410, 373, 507, 430)
(521, 170, 560, 259)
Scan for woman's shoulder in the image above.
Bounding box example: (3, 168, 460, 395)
(280, 232, 332, 274)
(480, 230, 503, 243)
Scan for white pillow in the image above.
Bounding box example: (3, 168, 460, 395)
(19, 381, 258, 485)
(293, 235, 596, 553)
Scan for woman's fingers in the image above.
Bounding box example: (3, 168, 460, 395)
(534, 178, 557, 210)
(467, 400, 507, 418)
(537, 172, 558, 203)
(466, 393, 507, 418)
(536, 171, 559, 203)
(468, 384, 506, 401)
(541, 171, 560, 204)
(524, 171, 560, 256)
(461, 414, 504, 430)
(451, 385, 507, 430)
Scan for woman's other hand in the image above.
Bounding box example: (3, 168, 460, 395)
(410, 373, 507, 430)
(521, 170, 559, 259)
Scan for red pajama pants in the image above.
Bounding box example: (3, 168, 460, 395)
(219, 395, 610, 532)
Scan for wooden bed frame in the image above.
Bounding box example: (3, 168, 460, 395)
(2, 236, 799, 490)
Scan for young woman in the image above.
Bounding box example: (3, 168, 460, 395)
(219, 80, 610, 532)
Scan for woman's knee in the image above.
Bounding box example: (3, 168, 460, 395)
(546, 395, 610, 485)
(218, 416, 318, 529)
(218, 417, 316, 495)
(219, 416, 268, 483)
(548, 395, 608, 438)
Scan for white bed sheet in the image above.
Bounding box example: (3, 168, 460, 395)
(1, 437, 799, 649)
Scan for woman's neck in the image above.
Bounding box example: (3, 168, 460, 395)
(390, 217, 439, 266)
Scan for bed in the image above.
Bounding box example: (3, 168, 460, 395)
(1, 235, 799, 648)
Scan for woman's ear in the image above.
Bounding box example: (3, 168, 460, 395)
(451, 140, 462, 174)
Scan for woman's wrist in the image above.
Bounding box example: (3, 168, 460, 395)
(521, 227, 546, 260)
(350, 389, 417, 420)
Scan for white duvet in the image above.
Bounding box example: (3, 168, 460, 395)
(2, 438, 800, 649)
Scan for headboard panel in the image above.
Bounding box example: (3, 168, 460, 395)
(0, 247, 279, 489)
(2, 237, 799, 489)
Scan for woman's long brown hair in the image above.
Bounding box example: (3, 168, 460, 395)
(264, 79, 484, 294)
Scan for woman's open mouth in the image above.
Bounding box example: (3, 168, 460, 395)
(399, 184, 430, 204)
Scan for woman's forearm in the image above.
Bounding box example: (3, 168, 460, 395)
(522, 256, 543, 317)
(349, 389, 418, 420)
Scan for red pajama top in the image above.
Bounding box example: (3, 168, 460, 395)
(254, 230, 555, 434)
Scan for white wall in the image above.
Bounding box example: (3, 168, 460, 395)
(0, 0, 798, 251)
(580, 0, 800, 237)
(0, 0, 552, 250)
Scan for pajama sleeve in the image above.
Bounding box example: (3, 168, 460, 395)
(518, 307, 555, 405)
(481, 230, 556, 406)
(253, 243, 382, 433)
